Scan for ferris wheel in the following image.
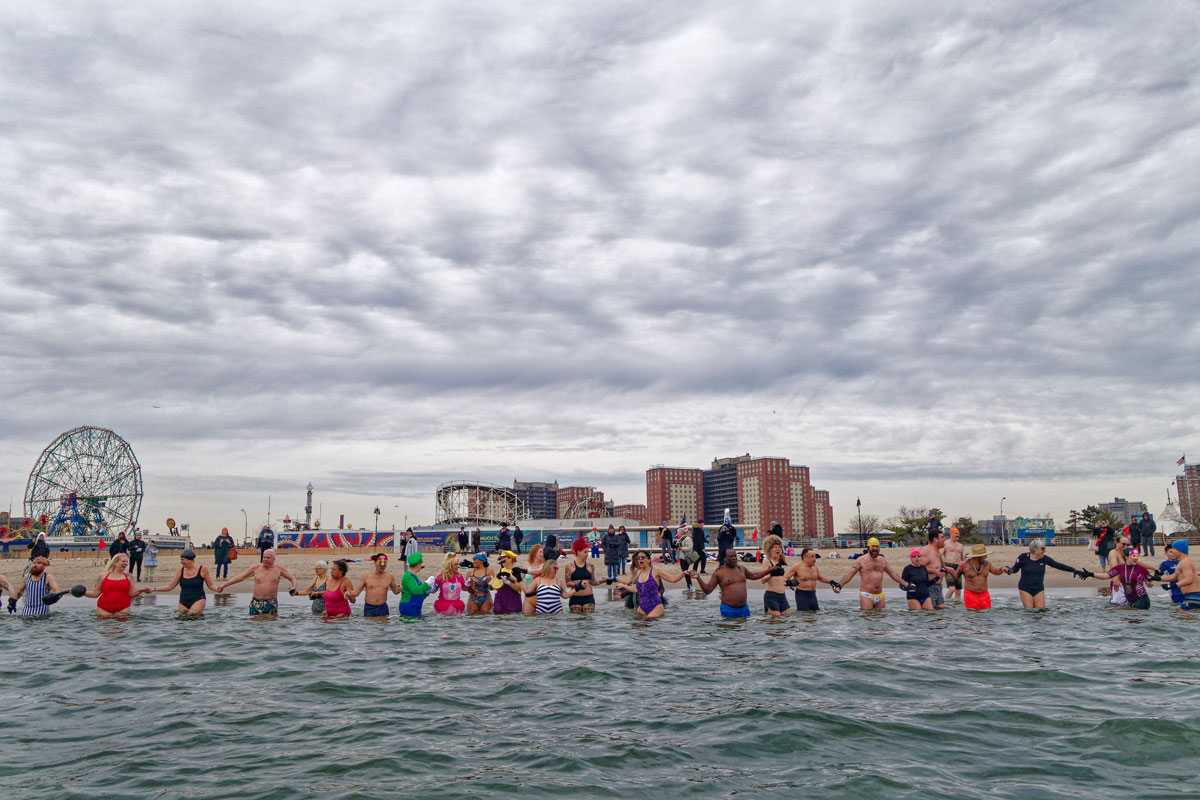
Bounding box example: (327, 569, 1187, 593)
(24, 426, 143, 538)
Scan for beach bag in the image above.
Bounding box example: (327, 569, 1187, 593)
(229, 548, 239, 561)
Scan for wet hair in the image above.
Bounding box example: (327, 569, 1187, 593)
(440, 552, 459, 581)
(331, 560, 348, 578)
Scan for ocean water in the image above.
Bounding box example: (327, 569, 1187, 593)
(1, 588, 1197, 800)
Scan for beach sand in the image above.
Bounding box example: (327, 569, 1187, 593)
(4, 544, 1108, 593)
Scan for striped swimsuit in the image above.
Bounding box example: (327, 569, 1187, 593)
(22, 574, 49, 617)
(534, 582, 563, 614)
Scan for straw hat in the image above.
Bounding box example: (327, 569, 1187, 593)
(966, 544, 992, 558)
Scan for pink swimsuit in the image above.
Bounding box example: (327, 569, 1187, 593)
(323, 584, 352, 617)
(433, 574, 466, 615)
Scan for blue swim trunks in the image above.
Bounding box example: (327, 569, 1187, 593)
(720, 602, 751, 618)
(1180, 592, 1200, 611)
(363, 602, 389, 617)
(397, 595, 426, 618)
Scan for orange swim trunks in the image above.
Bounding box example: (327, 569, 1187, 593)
(963, 589, 991, 610)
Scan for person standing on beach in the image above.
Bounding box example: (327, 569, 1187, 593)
(496, 524, 513, 554)
(617, 525, 631, 575)
(659, 526, 674, 564)
(689, 549, 769, 619)
(29, 532, 51, 564)
(717, 520, 739, 565)
(959, 544, 1006, 610)
(126, 532, 147, 581)
(942, 527, 964, 603)
(217, 549, 298, 617)
(783, 548, 841, 611)
(692, 523, 709, 574)
(1139, 513, 1157, 557)
(353, 553, 400, 617)
(1093, 520, 1115, 570)
(108, 532, 128, 559)
(837, 537, 908, 610)
(402, 528, 419, 561)
(457, 526, 469, 553)
(924, 511, 944, 538)
(213, 528, 235, 580)
(256, 528, 273, 562)
(1157, 540, 1200, 609)
(471, 527, 482, 553)
(144, 540, 159, 583)
(919, 529, 951, 609)
(602, 526, 622, 583)
(513, 525, 524, 554)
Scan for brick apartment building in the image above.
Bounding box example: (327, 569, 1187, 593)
(646, 467, 704, 525)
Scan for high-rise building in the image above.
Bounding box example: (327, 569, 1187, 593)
(736, 457, 809, 537)
(557, 486, 606, 518)
(1098, 497, 1148, 529)
(646, 467, 704, 526)
(513, 481, 558, 520)
(703, 454, 749, 524)
(813, 489, 834, 537)
(612, 504, 647, 522)
(1177, 464, 1200, 528)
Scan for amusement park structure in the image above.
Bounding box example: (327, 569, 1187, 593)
(562, 491, 609, 519)
(21, 426, 144, 540)
(434, 481, 530, 526)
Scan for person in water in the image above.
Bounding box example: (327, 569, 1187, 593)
(521, 545, 546, 614)
(565, 537, 602, 613)
(1005, 539, 1087, 609)
(900, 549, 938, 610)
(782, 548, 841, 611)
(523, 559, 579, 615)
(491, 551, 525, 615)
(837, 538, 908, 610)
(615, 550, 689, 619)
(320, 560, 355, 619)
(941, 527, 965, 603)
(1087, 547, 1158, 609)
(397, 552, 432, 618)
(217, 549, 298, 618)
(149, 549, 219, 614)
(465, 553, 494, 615)
(11, 556, 60, 617)
(85, 553, 153, 617)
(433, 552, 467, 615)
(690, 548, 770, 618)
(919, 529, 952, 609)
(353, 553, 401, 617)
(757, 535, 792, 616)
(1157, 540, 1200, 609)
(959, 544, 1006, 610)
(299, 561, 330, 615)
(1158, 543, 1185, 606)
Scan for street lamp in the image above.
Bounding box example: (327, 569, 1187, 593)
(1000, 497, 1007, 545)
(373, 506, 380, 535)
(240, 508, 248, 545)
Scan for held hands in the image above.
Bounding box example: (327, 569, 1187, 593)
(830, 580, 842, 593)
(6, 597, 15, 613)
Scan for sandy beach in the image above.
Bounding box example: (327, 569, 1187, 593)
(3, 544, 1110, 593)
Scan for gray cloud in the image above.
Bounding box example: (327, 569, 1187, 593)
(1, 2, 1198, 533)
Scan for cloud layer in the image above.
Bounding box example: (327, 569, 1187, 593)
(2, 2, 1197, 534)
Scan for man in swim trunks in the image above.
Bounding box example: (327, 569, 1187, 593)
(837, 537, 907, 610)
(782, 547, 841, 611)
(941, 526, 964, 602)
(217, 549, 298, 617)
(689, 549, 770, 618)
(353, 553, 401, 617)
(920, 529, 952, 609)
(960, 544, 1005, 610)
(1157, 540, 1200, 609)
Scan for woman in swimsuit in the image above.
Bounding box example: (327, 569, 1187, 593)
(321, 560, 355, 619)
(613, 550, 688, 619)
(1006, 539, 1085, 609)
(523, 559, 577, 615)
(433, 552, 467, 615)
(565, 538, 601, 613)
(86, 553, 152, 617)
(149, 549, 218, 614)
(522, 545, 545, 615)
(465, 552, 494, 615)
(299, 561, 330, 615)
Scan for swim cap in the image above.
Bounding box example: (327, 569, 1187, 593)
(181, 550, 196, 560)
(473, 552, 488, 563)
(867, 537, 880, 547)
(407, 552, 423, 566)
(909, 548, 922, 557)
(1171, 539, 1189, 554)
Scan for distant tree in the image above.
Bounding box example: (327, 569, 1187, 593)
(951, 516, 979, 540)
(849, 513, 883, 536)
(885, 506, 944, 544)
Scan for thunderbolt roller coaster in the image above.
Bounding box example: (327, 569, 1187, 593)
(434, 481, 530, 526)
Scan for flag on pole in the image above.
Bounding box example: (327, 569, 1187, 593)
(856, 497, 862, 507)
(1179, 455, 1187, 466)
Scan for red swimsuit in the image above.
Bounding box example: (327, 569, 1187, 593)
(97, 574, 133, 614)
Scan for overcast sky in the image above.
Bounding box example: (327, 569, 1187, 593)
(2, 2, 1197, 539)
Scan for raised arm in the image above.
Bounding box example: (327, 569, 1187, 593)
(1042, 555, 1078, 574)
(656, 566, 689, 584)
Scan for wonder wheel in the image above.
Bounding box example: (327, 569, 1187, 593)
(24, 426, 143, 537)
